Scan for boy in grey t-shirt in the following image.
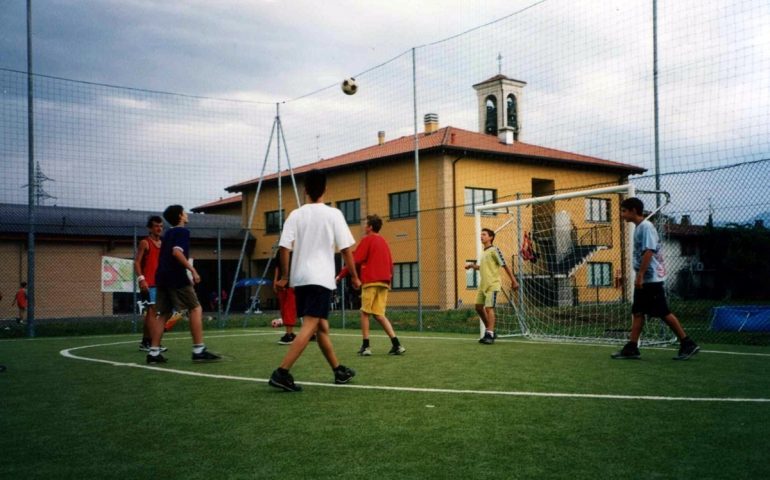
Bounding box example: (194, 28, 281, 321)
(612, 197, 699, 361)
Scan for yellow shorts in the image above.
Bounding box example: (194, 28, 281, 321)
(475, 288, 499, 308)
(361, 284, 389, 316)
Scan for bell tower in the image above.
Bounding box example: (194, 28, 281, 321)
(473, 74, 526, 142)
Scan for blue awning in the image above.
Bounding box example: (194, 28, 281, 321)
(234, 277, 272, 288)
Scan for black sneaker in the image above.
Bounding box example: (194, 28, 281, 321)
(146, 353, 168, 364)
(611, 342, 641, 360)
(192, 349, 221, 362)
(277, 333, 296, 345)
(673, 340, 700, 360)
(334, 365, 356, 384)
(388, 345, 406, 355)
(357, 345, 372, 356)
(269, 369, 302, 392)
(479, 332, 495, 345)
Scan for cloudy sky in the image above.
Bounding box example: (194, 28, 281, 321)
(1, 0, 769, 223)
(1, 0, 527, 99)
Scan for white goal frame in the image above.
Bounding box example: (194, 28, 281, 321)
(473, 183, 656, 344)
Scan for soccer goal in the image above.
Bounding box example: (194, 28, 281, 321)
(474, 184, 675, 345)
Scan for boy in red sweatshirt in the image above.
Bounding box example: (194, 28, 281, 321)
(337, 214, 405, 356)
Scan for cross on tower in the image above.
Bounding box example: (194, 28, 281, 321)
(497, 53, 503, 74)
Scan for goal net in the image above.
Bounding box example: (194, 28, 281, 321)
(474, 184, 675, 345)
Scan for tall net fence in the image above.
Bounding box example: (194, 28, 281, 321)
(2, 0, 769, 345)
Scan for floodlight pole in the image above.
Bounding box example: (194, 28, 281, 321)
(653, 0, 661, 209)
(412, 47, 423, 331)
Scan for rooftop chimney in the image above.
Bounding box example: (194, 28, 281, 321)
(680, 215, 691, 226)
(424, 113, 439, 134)
(378, 131, 385, 145)
(498, 126, 515, 145)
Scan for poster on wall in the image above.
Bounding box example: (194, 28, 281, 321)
(101, 256, 134, 293)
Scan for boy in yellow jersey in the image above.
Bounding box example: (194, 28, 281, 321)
(465, 228, 518, 344)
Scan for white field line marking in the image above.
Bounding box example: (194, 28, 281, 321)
(10, 329, 770, 358)
(60, 336, 770, 404)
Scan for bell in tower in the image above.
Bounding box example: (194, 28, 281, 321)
(473, 74, 526, 142)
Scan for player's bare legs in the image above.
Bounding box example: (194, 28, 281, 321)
(315, 318, 341, 368)
(150, 313, 166, 348)
(475, 304, 488, 329)
(361, 311, 371, 340)
(188, 305, 204, 345)
(484, 307, 496, 332)
(373, 314, 397, 338)
(142, 306, 153, 344)
(629, 313, 645, 343)
(662, 313, 686, 340)
(279, 316, 320, 370)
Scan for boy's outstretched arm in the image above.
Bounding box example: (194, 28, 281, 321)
(341, 247, 361, 289)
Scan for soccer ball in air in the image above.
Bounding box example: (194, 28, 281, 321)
(271, 318, 283, 328)
(341, 77, 358, 95)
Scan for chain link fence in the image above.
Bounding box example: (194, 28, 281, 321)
(2, 0, 769, 345)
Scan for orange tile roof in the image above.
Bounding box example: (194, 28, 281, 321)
(191, 194, 242, 212)
(226, 126, 645, 192)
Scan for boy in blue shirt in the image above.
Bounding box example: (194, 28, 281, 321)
(147, 205, 220, 364)
(612, 197, 699, 360)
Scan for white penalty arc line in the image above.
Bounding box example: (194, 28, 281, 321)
(60, 341, 770, 404)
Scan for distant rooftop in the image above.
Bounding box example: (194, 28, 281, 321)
(0, 203, 246, 240)
(192, 195, 242, 213)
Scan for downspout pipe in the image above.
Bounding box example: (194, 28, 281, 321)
(452, 153, 466, 308)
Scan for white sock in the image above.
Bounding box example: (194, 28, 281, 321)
(149, 347, 161, 356)
(192, 344, 206, 354)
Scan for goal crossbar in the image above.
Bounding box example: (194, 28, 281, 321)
(474, 184, 635, 266)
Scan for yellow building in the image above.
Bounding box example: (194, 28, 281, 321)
(226, 75, 645, 310)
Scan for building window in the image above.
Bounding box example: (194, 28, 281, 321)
(464, 187, 497, 215)
(389, 190, 417, 219)
(265, 210, 285, 234)
(586, 198, 610, 223)
(485, 95, 498, 135)
(587, 262, 612, 287)
(506, 94, 518, 130)
(465, 260, 479, 288)
(393, 262, 418, 289)
(337, 199, 360, 225)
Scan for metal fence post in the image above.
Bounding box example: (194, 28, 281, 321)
(132, 226, 138, 333)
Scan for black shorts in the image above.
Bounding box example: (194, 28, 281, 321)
(294, 285, 332, 319)
(632, 282, 671, 318)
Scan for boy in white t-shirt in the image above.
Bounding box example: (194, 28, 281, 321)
(269, 169, 362, 392)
